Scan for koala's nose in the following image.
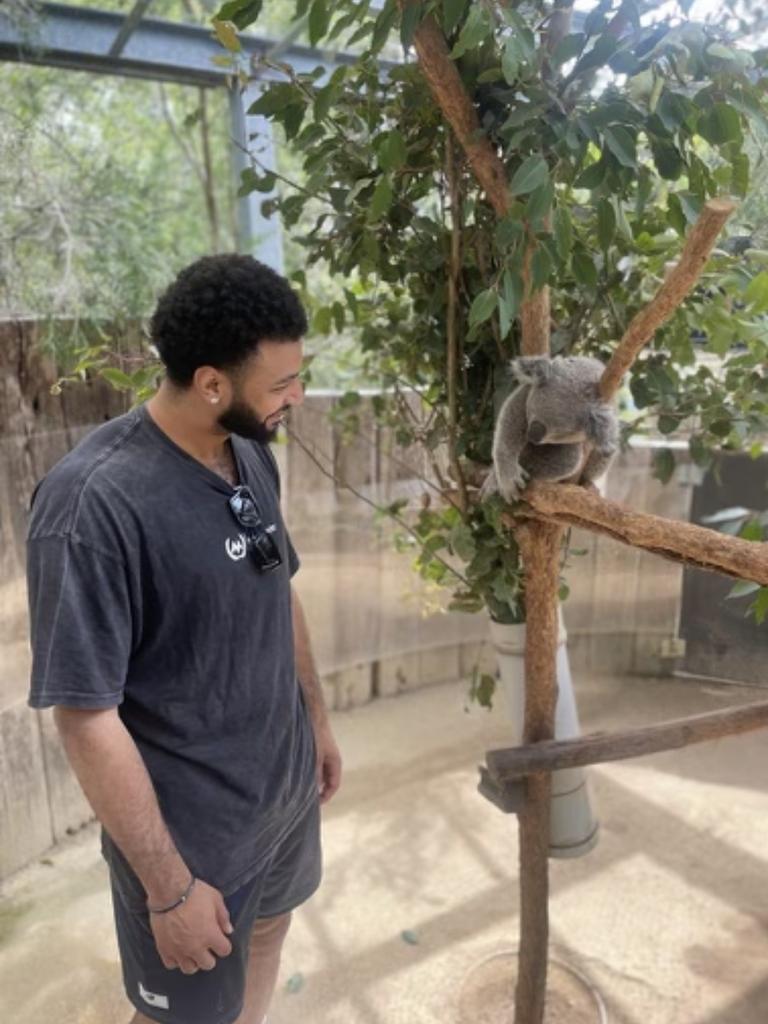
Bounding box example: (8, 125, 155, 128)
(527, 420, 547, 444)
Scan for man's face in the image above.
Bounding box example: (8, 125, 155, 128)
(216, 339, 305, 444)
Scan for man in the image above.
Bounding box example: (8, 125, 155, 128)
(26, 254, 342, 1024)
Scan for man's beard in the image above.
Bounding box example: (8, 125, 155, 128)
(217, 398, 285, 444)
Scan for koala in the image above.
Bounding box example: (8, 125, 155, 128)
(482, 355, 619, 503)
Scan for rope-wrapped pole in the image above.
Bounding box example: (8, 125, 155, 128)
(599, 199, 735, 400)
(514, 522, 564, 1022)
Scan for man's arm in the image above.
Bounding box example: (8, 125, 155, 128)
(54, 707, 233, 972)
(290, 587, 342, 803)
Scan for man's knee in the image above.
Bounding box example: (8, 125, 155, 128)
(248, 911, 292, 955)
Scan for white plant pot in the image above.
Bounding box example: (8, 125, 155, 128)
(489, 611, 599, 859)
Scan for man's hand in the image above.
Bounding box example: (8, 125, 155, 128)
(314, 721, 342, 805)
(149, 879, 234, 974)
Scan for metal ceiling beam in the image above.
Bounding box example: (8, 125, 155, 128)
(108, 0, 155, 57)
(0, 2, 373, 87)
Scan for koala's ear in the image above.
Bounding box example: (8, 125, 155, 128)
(513, 357, 552, 386)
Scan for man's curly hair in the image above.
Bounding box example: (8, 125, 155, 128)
(150, 254, 308, 387)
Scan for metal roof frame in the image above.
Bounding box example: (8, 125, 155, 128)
(0, 2, 375, 87)
(0, 2, 383, 266)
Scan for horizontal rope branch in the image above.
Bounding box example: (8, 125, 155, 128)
(514, 481, 768, 585)
(486, 699, 768, 781)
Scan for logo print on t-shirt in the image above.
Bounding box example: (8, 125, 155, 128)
(225, 533, 248, 561)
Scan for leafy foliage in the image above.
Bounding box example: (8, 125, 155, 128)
(210, 0, 768, 627)
(0, 63, 236, 366)
(216, 0, 768, 625)
(701, 506, 768, 623)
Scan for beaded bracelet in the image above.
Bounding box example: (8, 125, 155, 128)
(147, 876, 196, 915)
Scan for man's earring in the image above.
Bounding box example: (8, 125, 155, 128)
(210, 396, 221, 405)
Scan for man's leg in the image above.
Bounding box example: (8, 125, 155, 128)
(234, 911, 292, 1024)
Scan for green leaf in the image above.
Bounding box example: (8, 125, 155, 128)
(554, 206, 573, 260)
(450, 4, 491, 58)
(731, 151, 749, 197)
(700, 507, 750, 525)
(525, 182, 553, 226)
(650, 138, 684, 180)
(378, 130, 407, 172)
(282, 103, 305, 140)
(401, 929, 420, 945)
(238, 167, 275, 196)
(213, 0, 262, 29)
(475, 673, 496, 708)
(749, 588, 768, 625)
(469, 288, 498, 328)
(498, 295, 513, 339)
(502, 269, 523, 321)
(603, 126, 637, 168)
(652, 448, 676, 484)
(613, 198, 633, 243)
(727, 579, 761, 599)
(552, 33, 584, 66)
(100, 368, 134, 391)
(371, 0, 397, 53)
(570, 33, 618, 78)
(494, 215, 524, 250)
(211, 18, 241, 51)
(739, 520, 764, 542)
(697, 103, 742, 146)
(308, 0, 330, 45)
(367, 175, 393, 222)
(597, 197, 615, 251)
(313, 306, 333, 334)
(744, 271, 768, 313)
(400, 1, 423, 49)
(574, 157, 606, 190)
(510, 156, 549, 196)
(572, 251, 597, 287)
(450, 522, 476, 560)
(667, 194, 686, 236)
(442, 0, 466, 36)
(706, 43, 738, 61)
(332, 301, 345, 333)
(502, 36, 520, 84)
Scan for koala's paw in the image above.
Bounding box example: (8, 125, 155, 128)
(499, 465, 529, 504)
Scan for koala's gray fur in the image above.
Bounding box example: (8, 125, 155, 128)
(482, 355, 619, 503)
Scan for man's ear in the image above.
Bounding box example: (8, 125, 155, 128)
(513, 357, 552, 385)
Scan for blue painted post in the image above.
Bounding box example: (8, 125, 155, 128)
(228, 83, 284, 272)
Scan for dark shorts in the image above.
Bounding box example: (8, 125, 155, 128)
(104, 795, 322, 1024)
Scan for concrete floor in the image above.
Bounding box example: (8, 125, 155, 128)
(2, 671, 768, 1024)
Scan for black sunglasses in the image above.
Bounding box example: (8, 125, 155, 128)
(228, 486, 283, 573)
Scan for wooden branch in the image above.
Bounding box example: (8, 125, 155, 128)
(407, 6, 549, 357)
(599, 198, 735, 399)
(486, 700, 768, 781)
(410, 12, 509, 218)
(514, 522, 564, 1024)
(517, 481, 768, 585)
(521, 246, 551, 357)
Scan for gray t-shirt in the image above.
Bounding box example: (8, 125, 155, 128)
(27, 404, 316, 894)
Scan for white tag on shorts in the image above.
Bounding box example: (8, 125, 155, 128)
(139, 980, 170, 1010)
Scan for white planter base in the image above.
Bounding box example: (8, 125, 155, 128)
(489, 613, 599, 859)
